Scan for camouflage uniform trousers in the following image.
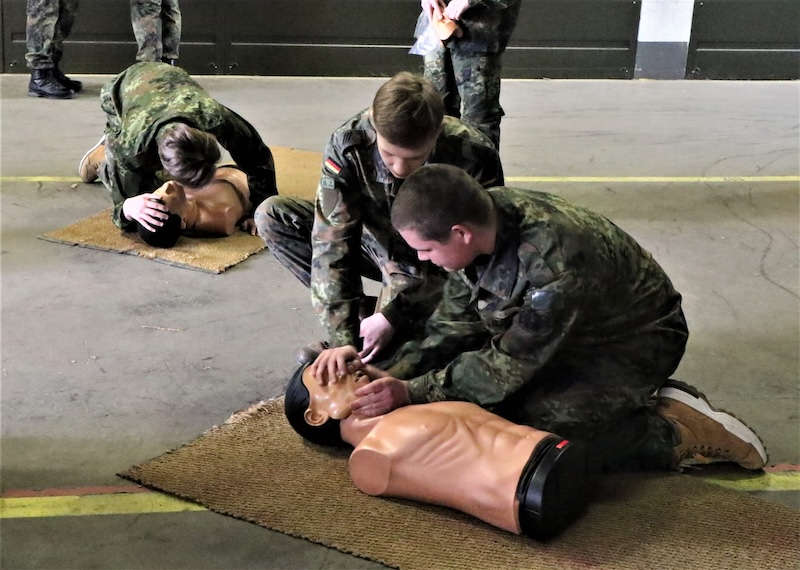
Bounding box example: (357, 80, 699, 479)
(25, 0, 79, 69)
(255, 195, 384, 288)
(424, 46, 504, 147)
(131, 0, 181, 62)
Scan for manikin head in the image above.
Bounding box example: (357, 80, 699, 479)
(391, 164, 495, 271)
(136, 167, 250, 246)
(156, 122, 220, 188)
(284, 364, 370, 447)
(371, 72, 444, 179)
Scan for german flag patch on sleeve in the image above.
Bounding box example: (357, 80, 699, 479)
(324, 158, 342, 175)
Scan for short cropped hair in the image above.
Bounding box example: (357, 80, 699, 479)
(372, 72, 444, 147)
(157, 122, 220, 188)
(391, 164, 493, 242)
(137, 203, 182, 248)
(284, 364, 347, 447)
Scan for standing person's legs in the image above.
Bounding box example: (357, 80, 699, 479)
(50, 0, 78, 65)
(26, 0, 59, 69)
(25, 0, 73, 98)
(52, 0, 82, 92)
(423, 46, 460, 119)
(160, 0, 181, 62)
(451, 50, 504, 147)
(130, 0, 163, 62)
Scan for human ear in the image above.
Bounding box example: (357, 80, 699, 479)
(451, 224, 473, 244)
(304, 408, 329, 426)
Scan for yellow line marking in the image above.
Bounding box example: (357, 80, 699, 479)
(0, 492, 206, 519)
(699, 471, 800, 492)
(1, 472, 797, 519)
(1, 176, 82, 182)
(1, 175, 798, 184)
(506, 175, 800, 183)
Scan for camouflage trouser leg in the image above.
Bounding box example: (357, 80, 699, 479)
(25, 0, 79, 69)
(503, 313, 689, 472)
(160, 0, 181, 60)
(254, 195, 383, 288)
(131, 0, 164, 62)
(450, 50, 504, 148)
(423, 46, 461, 119)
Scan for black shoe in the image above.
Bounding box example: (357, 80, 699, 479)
(53, 66, 82, 93)
(28, 69, 73, 99)
(161, 57, 179, 66)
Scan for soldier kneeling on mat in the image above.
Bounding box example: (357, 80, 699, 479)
(284, 363, 589, 539)
(136, 165, 252, 248)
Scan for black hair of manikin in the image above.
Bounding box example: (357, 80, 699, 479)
(137, 204, 182, 248)
(284, 363, 347, 447)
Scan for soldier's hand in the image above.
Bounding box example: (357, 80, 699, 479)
(443, 0, 469, 20)
(122, 194, 169, 232)
(421, 0, 444, 21)
(359, 313, 395, 363)
(351, 377, 410, 417)
(239, 217, 257, 235)
(310, 345, 362, 385)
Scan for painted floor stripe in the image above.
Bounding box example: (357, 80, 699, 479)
(0, 492, 206, 519)
(505, 175, 800, 183)
(1, 471, 798, 519)
(1, 175, 798, 184)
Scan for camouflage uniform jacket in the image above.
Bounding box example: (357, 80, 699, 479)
(103, 62, 276, 228)
(312, 110, 504, 347)
(387, 187, 687, 408)
(449, 0, 522, 53)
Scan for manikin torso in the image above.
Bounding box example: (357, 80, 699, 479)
(153, 166, 251, 235)
(300, 368, 552, 534)
(342, 402, 550, 534)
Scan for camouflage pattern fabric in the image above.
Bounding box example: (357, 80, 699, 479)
(98, 62, 276, 229)
(256, 110, 503, 348)
(386, 187, 688, 470)
(25, 0, 79, 69)
(419, 0, 520, 147)
(424, 48, 503, 148)
(131, 0, 181, 62)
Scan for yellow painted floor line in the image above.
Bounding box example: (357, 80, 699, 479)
(699, 471, 800, 492)
(2, 175, 799, 184)
(1, 176, 81, 182)
(0, 492, 206, 519)
(506, 175, 800, 183)
(2, 471, 798, 519)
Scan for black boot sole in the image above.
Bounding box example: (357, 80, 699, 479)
(28, 89, 73, 99)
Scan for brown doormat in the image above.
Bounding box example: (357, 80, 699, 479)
(120, 399, 799, 570)
(39, 147, 322, 273)
(40, 208, 265, 274)
(273, 146, 322, 202)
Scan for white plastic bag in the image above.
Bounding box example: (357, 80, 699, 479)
(409, 11, 442, 56)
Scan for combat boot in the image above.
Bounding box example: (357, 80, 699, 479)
(78, 137, 107, 183)
(656, 379, 767, 470)
(28, 68, 73, 99)
(53, 65, 83, 93)
(296, 341, 330, 365)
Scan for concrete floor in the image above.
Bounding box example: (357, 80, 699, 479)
(1, 75, 798, 569)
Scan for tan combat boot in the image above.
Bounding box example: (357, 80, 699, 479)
(78, 136, 106, 183)
(656, 380, 768, 470)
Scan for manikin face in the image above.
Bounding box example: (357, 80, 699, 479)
(301, 367, 370, 426)
(152, 167, 249, 235)
(375, 131, 438, 180)
(399, 227, 478, 272)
